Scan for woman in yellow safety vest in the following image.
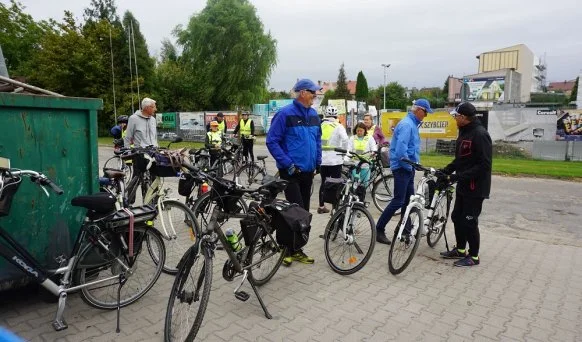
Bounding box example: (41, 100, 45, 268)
(233, 111, 255, 163)
(347, 122, 377, 191)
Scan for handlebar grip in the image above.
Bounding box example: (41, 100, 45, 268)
(334, 147, 348, 154)
(43, 178, 64, 195)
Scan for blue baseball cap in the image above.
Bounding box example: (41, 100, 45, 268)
(413, 98, 434, 113)
(293, 79, 323, 92)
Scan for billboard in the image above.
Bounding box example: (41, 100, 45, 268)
(328, 99, 347, 115)
(464, 76, 505, 102)
(179, 112, 205, 130)
(205, 112, 238, 131)
(156, 112, 177, 129)
(556, 109, 582, 141)
(381, 112, 458, 139)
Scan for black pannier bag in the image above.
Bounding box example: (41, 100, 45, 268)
(322, 177, 345, 206)
(211, 178, 244, 214)
(424, 179, 437, 208)
(265, 199, 312, 251)
(178, 173, 196, 197)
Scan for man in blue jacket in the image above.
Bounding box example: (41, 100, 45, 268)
(267, 78, 322, 266)
(375, 99, 433, 245)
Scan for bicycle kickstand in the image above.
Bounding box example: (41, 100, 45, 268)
(51, 291, 68, 331)
(233, 270, 273, 319)
(115, 273, 127, 333)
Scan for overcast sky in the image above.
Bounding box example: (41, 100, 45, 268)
(19, 0, 582, 91)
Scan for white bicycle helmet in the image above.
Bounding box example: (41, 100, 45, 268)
(326, 106, 339, 117)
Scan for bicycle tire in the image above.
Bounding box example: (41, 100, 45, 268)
(103, 155, 133, 182)
(151, 199, 199, 275)
(164, 244, 213, 342)
(237, 163, 267, 187)
(247, 231, 285, 286)
(388, 206, 422, 275)
(324, 204, 376, 275)
(74, 226, 165, 309)
(188, 192, 249, 232)
(427, 191, 452, 248)
(371, 173, 400, 215)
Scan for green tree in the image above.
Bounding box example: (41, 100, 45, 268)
(570, 77, 579, 103)
(385, 82, 408, 110)
(321, 89, 336, 106)
(334, 63, 350, 100)
(0, 0, 53, 75)
(355, 71, 368, 102)
(83, 0, 120, 23)
(443, 75, 449, 97)
(175, 0, 277, 109)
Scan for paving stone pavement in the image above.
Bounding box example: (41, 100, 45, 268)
(1, 146, 581, 341)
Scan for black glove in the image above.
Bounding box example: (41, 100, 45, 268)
(438, 168, 452, 175)
(448, 174, 459, 183)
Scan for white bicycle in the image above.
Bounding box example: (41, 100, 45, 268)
(388, 159, 456, 275)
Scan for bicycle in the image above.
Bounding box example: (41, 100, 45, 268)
(236, 154, 270, 187)
(322, 148, 376, 275)
(164, 164, 288, 341)
(108, 145, 198, 275)
(103, 149, 133, 183)
(0, 158, 165, 333)
(341, 143, 396, 213)
(388, 158, 455, 275)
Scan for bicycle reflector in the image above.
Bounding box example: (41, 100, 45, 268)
(200, 182, 210, 194)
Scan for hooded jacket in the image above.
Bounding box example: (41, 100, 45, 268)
(444, 119, 492, 198)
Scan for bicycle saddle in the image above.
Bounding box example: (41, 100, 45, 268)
(71, 192, 117, 214)
(102, 168, 126, 180)
(256, 156, 268, 161)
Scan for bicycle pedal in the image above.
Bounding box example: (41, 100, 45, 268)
(234, 291, 250, 302)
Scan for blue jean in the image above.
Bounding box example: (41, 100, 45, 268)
(376, 168, 415, 233)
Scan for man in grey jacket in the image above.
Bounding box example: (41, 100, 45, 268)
(124, 98, 158, 148)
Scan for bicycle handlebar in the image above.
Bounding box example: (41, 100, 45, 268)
(400, 158, 447, 178)
(4, 170, 64, 195)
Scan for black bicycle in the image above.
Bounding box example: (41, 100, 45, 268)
(0, 158, 165, 333)
(164, 164, 288, 342)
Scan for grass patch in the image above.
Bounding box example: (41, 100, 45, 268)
(421, 153, 582, 180)
(97, 137, 204, 149)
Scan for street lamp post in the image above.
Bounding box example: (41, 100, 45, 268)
(381, 63, 391, 110)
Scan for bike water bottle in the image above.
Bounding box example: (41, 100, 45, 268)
(225, 228, 242, 252)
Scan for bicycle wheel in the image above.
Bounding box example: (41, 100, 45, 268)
(427, 192, 452, 248)
(222, 159, 235, 177)
(247, 231, 285, 286)
(74, 226, 165, 309)
(104, 155, 132, 182)
(189, 192, 248, 232)
(372, 173, 400, 214)
(237, 163, 267, 187)
(164, 244, 212, 342)
(388, 206, 421, 275)
(324, 204, 376, 275)
(151, 199, 199, 275)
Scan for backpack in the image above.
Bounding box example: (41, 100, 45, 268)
(265, 199, 312, 251)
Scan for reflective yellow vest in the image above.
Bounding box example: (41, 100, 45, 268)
(207, 131, 222, 145)
(239, 119, 252, 137)
(216, 120, 226, 133)
(367, 125, 376, 137)
(321, 121, 339, 151)
(353, 135, 371, 155)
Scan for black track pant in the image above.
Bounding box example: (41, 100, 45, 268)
(451, 194, 484, 257)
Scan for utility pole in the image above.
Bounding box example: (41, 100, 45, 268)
(381, 64, 391, 110)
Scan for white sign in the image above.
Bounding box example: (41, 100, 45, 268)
(179, 112, 205, 130)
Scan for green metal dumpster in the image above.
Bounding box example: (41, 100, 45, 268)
(0, 93, 102, 289)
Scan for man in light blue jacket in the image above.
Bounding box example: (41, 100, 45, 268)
(375, 99, 433, 244)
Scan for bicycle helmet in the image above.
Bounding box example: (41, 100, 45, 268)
(326, 106, 339, 117)
(117, 115, 128, 124)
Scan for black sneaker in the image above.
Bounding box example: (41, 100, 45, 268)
(454, 256, 480, 267)
(376, 232, 391, 245)
(440, 247, 467, 259)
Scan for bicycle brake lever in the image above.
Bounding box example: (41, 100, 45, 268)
(40, 184, 50, 198)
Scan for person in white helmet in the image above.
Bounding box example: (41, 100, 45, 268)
(317, 105, 349, 214)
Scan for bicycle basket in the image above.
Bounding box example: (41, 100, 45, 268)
(322, 177, 345, 206)
(0, 176, 22, 217)
(211, 178, 244, 214)
(149, 150, 183, 178)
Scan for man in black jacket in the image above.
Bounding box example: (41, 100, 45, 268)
(439, 102, 492, 267)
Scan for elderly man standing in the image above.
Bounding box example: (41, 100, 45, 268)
(124, 97, 158, 148)
(375, 99, 433, 245)
(267, 78, 322, 266)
